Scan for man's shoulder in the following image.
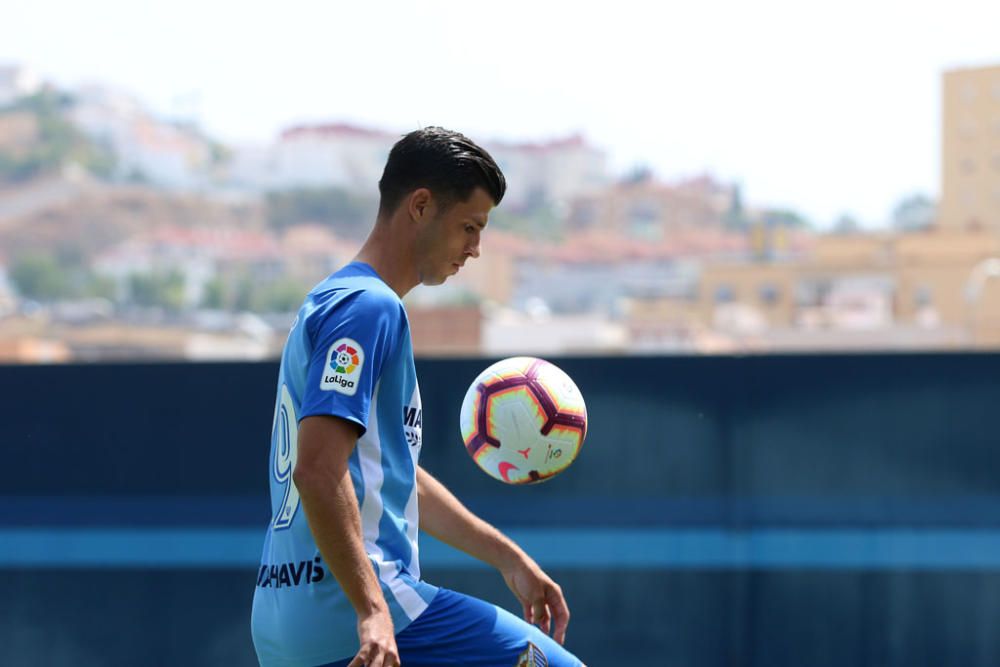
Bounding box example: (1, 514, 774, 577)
(303, 267, 405, 339)
(316, 284, 401, 321)
(310, 266, 402, 315)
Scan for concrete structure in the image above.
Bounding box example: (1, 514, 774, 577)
(407, 305, 482, 355)
(0, 337, 71, 363)
(485, 134, 608, 211)
(93, 225, 287, 308)
(0, 310, 280, 362)
(629, 229, 1000, 351)
(280, 225, 359, 286)
(483, 308, 628, 355)
(447, 230, 532, 307)
(566, 174, 733, 240)
(228, 123, 609, 213)
(70, 86, 214, 188)
(940, 64, 1000, 231)
(259, 123, 395, 193)
(508, 227, 747, 317)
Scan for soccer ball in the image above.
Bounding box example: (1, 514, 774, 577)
(460, 356, 587, 484)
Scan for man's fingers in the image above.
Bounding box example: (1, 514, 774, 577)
(522, 600, 533, 624)
(532, 599, 550, 635)
(551, 602, 570, 644)
(549, 586, 571, 645)
(349, 645, 398, 667)
(367, 649, 399, 667)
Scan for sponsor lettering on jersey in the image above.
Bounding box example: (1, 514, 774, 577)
(320, 338, 365, 396)
(256, 557, 326, 589)
(403, 404, 423, 448)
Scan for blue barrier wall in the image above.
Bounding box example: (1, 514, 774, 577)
(2, 353, 1000, 666)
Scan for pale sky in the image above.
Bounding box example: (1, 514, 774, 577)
(3, 0, 999, 227)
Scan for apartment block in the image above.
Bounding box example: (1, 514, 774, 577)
(940, 64, 1000, 231)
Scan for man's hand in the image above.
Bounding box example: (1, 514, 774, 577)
(501, 555, 571, 645)
(349, 608, 399, 667)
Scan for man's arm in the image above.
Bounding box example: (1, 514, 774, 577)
(294, 415, 398, 667)
(416, 465, 571, 644)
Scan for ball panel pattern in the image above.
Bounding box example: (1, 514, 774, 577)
(460, 356, 587, 484)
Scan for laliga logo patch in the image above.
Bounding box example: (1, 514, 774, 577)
(321, 338, 364, 395)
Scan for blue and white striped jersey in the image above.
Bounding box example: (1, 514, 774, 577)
(252, 261, 436, 667)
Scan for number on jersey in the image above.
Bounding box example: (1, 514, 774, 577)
(272, 384, 301, 530)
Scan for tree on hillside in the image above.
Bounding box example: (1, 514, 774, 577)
(0, 89, 116, 182)
(266, 187, 376, 239)
(622, 164, 654, 185)
(200, 278, 227, 310)
(128, 270, 186, 312)
(891, 194, 936, 232)
(724, 183, 748, 230)
(489, 205, 564, 241)
(204, 275, 307, 313)
(9, 250, 120, 303)
(9, 253, 72, 301)
(832, 214, 861, 234)
(761, 208, 810, 229)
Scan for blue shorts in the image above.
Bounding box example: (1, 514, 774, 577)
(320, 587, 583, 666)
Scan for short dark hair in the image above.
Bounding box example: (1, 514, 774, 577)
(378, 126, 506, 217)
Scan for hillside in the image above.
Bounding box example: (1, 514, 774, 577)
(0, 178, 265, 263)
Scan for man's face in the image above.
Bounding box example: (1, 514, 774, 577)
(414, 187, 494, 286)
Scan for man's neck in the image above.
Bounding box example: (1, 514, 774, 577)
(354, 221, 417, 298)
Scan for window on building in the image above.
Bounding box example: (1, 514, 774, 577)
(571, 201, 598, 229)
(914, 286, 933, 308)
(714, 284, 736, 304)
(627, 200, 662, 240)
(628, 200, 660, 222)
(795, 280, 829, 307)
(759, 284, 781, 305)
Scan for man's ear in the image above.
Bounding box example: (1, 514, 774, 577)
(407, 188, 434, 222)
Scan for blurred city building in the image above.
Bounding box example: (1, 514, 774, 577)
(408, 305, 482, 356)
(230, 123, 394, 193)
(566, 173, 733, 239)
(4, 62, 1000, 361)
(227, 122, 608, 210)
(0, 308, 277, 362)
(939, 64, 1000, 232)
(70, 86, 217, 188)
(663, 228, 1000, 351)
(485, 134, 608, 211)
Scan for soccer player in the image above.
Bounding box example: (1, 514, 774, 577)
(251, 127, 584, 667)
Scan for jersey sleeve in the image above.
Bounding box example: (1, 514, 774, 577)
(299, 289, 403, 433)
